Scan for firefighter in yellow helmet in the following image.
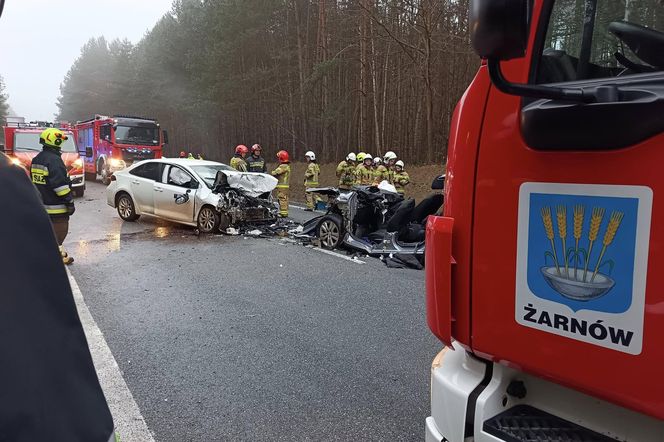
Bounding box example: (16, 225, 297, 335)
(272, 150, 291, 217)
(31, 128, 76, 265)
(304, 151, 322, 211)
(393, 160, 410, 195)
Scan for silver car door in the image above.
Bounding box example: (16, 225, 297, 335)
(154, 165, 198, 223)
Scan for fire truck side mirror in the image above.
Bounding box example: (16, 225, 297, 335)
(85, 146, 93, 158)
(0, 144, 5, 152)
(162, 130, 169, 145)
(470, 0, 528, 61)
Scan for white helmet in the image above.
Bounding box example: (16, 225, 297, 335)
(395, 160, 405, 168)
(346, 152, 357, 162)
(384, 151, 397, 161)
(305, 151, 316, 161)
(373, 157, 382, 165)
(364, 154, 373, 161)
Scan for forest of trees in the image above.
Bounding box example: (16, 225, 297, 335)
(56, 0, 477, 164)
(0, 75, 8, 144)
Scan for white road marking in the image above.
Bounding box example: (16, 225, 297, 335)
(68, 270, 155, 442)
(309, 246, 366, 264)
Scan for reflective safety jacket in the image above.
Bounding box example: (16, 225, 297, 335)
(230, 155, 248, 172)
(30, 146, 74, 218)
(393, 171, 410, 194)
(305, 162, 320, 187)
(356, 164, 374, 185)
(373, 164, 390, 184)
(272, 163, 291, 189)
(246, 155, 267, 173)
(336, 161, 356, 188)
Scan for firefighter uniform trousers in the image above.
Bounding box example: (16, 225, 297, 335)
(305, 162, 321, 210)
(272, 163, 291, 217)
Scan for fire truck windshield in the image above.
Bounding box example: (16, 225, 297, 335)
(14, 132, 77, 153)
(114, 125, 160, 146)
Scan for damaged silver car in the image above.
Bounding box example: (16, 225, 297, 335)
(107, 158, 278, 233)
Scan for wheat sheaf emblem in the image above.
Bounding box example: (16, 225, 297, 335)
(539, 204, 623, 301)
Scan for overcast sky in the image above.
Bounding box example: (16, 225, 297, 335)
(0, 0, 174, 121)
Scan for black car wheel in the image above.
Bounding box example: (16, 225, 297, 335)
(198, 206, 221, 233)
(317, 215, 343, 250)
(117, 193, 139, 221)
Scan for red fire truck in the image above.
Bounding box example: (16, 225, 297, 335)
(425, 0, 663, 440)
(1, 118, 86, 197)
(76, 115, 167, 184)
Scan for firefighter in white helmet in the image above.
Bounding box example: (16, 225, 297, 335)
(336, 152, 357, 190)
(304, 151, 322, 211)
(356, 154, 374, 185)
(393, 160, 410, 195)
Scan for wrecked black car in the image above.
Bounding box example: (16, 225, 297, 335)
(299, 183, 443, 256)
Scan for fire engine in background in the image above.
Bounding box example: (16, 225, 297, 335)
(425, 0, 663, 441)
(76, 115, 168, 185)
(1, 117, 86, 197)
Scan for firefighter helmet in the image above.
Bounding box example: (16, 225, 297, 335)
(395, 160, 405, 169)
(276, 150, 290, 163)
(346, 152, 357, 162)
(235, 145, 249, 155)
(373, 157, 382, 165)
(305, 151, 316, 161)
(363, 154, 373, 163)
(179, 151, 186, 158)
(251, 144, 262, 153)
(357, 152, 366, 162)
(384, 151, 397, 162)
(39, 128, 68, 149)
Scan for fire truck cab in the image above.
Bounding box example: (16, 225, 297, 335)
(2, 118, 85, 197)
(76, 115, 166, 185)
(425, 0, 664, 441)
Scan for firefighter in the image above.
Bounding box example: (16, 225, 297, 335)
(30, 128, 76, 265)
(372, 157, 385, 184)
(383, 151, 398, 183)
(179, 151, 187, 158)
(272, 150, 291, 217)
(336, 152, 357, 190)
(393, 160, 410, 195)
(304, 150, 321, 211)
(356, 152, 366, 175)
(197, 153, 204, 160)
(187, 152, 195, 159)
(356, 154, 374, 185)
(230, 145, 249, 171)
(246, 144, 267, 173)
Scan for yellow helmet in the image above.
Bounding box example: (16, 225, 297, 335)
(357, 152, 366, 162)
(39, 128, 68, 149)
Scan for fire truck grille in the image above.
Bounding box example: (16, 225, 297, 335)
(483, 405, 618, 442)
(121, 149, 156, 165)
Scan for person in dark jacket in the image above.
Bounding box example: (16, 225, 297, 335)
(31, 128, 76, 265)
(246, 144, 267, 173)
(0, 152, 115, 441)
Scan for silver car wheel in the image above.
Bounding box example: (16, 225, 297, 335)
(198, 207, 217, 233)
(118, 196, 133, 219)
(320, 220, 340, 248)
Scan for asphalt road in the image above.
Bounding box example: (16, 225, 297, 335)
(67, 182, 440, 441)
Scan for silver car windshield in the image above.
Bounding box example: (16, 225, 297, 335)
(191, 164, 234, 188)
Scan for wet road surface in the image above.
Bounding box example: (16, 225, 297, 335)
(67, 182, 439, 441)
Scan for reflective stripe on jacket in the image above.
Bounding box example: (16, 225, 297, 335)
(356, 164, 373, 185)
(272, 163, 291, 189)
(246, 155, 267, 173)
(31, 147, 73, 218)
(336, 161, 355, 187)
(305, 162, 320, 187)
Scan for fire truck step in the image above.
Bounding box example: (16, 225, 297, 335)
(483, 404, 618, 442)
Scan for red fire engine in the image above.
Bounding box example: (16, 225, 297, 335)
(75, 115, 167, 184)
(425, 0, 663, 440)
(2, 118, 86, 197)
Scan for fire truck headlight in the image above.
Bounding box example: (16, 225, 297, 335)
(73, 158, 84, 168)
(109, 158, 126, 169)
(11, 157, 22, 166)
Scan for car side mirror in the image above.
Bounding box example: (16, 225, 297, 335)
(85, 146, 93, 158)
(431, 175, 446, 190)
(0, 143, 5, 153)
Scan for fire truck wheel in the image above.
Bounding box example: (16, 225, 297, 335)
(197, 206, 220, 234)
(116, 193, 140, 221)
(73, 188, 85, 198)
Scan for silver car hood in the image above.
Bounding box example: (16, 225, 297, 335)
(224, 171, 278, 197)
